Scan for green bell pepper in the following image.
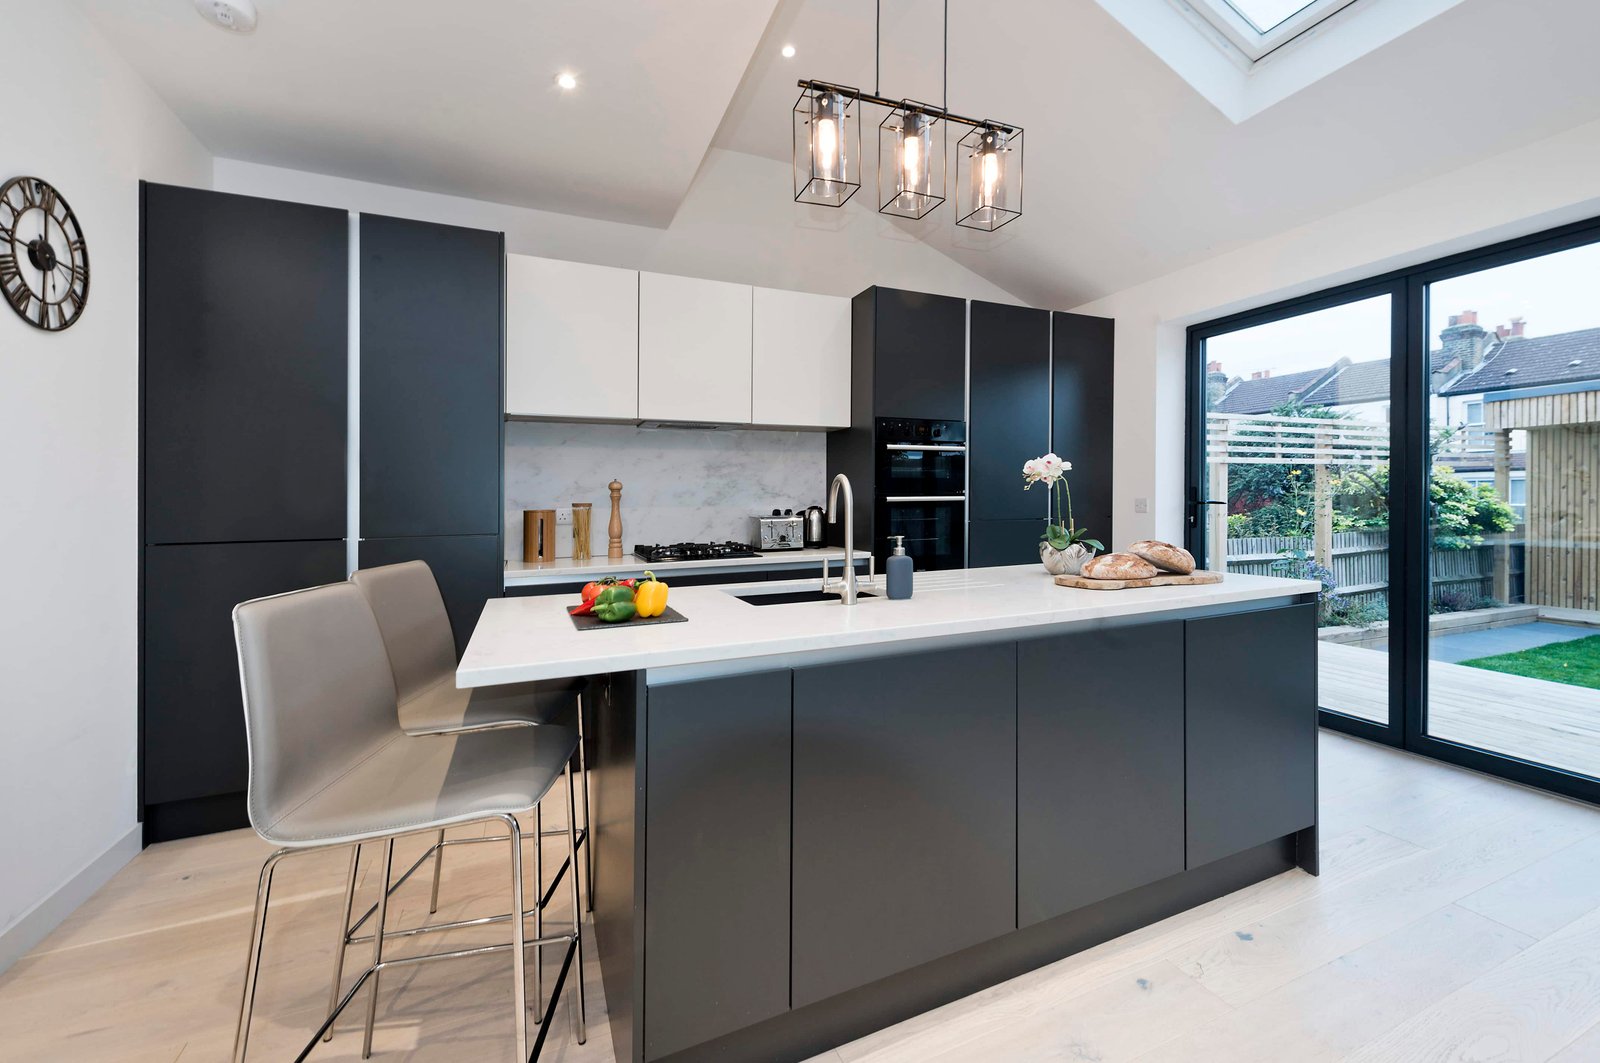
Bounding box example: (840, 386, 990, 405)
(592, 584, 637, 623)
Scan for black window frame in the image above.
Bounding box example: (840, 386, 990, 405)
(1186, 211, 1600, 807)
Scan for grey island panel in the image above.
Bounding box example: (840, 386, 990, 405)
(791, 641, 1018, 1008)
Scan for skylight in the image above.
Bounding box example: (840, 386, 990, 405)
(1094, 0, 1467, 122)
(1226, 0, 1317, 34)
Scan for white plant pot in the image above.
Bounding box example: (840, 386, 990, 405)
(1040, 541, 1095, 576)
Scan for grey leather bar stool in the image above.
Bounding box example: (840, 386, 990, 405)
(350, 560, 595, 919)
(230, 581, 586, 1061)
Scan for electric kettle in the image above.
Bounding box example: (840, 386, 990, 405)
(803, 505, 826, 548)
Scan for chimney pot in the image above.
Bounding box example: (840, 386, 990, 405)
(1510, 317, 1526, 337)
(1208, 360, 1222, 373)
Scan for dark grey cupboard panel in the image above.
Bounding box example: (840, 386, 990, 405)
(791, 642, 1017, 1008)
(969, 301, 1050, 521)
(1051, 312, 1115, 546)
(969, 518, 1045, 568)
(643, 671, 791, 1060)
(141, 183, 347, 545)
(359, 214, 503, 539)
(142, 540, 346, 806)
(359, 535, 500, 657)
(1185, 604, 1319, 868)
(867, 287, 967, 421)
(1017, 623, 1185, 927)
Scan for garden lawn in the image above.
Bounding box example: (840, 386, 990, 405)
(1460, 633, 1600, 690)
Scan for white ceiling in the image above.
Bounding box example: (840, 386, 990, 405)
(77, 0, 779, 227)
(81, 0, 1600, 308)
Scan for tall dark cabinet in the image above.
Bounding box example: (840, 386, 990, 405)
(140, 183, 348, 843)
(968, 301, 1050, 566)
(358, 214, 505, 655)
(1052, 311, 1115, 549)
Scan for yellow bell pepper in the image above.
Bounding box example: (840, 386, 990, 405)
(634, 571, 669, 618)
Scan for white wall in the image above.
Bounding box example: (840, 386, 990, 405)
(0, 1, 211, 967)
(1075, 117, 1600, 548)
(212, 149, 1026, 304)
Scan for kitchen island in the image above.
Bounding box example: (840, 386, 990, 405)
(459, 566, 1323, 1063)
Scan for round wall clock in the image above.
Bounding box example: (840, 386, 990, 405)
(0, 176, 89, 332)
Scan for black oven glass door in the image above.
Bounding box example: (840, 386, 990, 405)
(880, 443, 966, 497)
(882, 498, 965, 571)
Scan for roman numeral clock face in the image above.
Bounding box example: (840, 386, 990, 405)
(0, 176, 89, 331)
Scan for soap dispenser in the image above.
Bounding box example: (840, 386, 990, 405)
(886, 535, 914, 600)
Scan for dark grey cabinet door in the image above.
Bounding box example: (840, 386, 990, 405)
(142, 540, 346, 806)
(969, 301, 1050, 521)
(359, 535, 501, 657)
(969, 518, 1045, 568)
(868, 287, 967, 421)
(644, 670, 791, 1060)
(1051, 312, 1115, 546)
(360, 214, 504, 539)
(1185, 604, 1319, 868)
(1017, 623, 1185, 927)
(792, 642, 1017, 1007)
(142, 184, 347, 544)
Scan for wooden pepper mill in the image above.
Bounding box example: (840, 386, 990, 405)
(607, 479, 624, 559)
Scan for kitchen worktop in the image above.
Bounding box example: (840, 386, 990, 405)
(461, 565, 1321, 686)
(503, 546, 852, 587)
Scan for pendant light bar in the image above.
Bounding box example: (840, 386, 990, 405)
(795, 79, 1014, 134)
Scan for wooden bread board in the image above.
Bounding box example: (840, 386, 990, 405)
(1054, 569, 1224, 591)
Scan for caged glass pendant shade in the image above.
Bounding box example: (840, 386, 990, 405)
(793, 84, 861, 207)
(956, 124, 1023, 231)
(878, 103, 945, 219)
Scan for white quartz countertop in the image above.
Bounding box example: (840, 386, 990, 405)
(460, 566, 1321, 687)
(504, 547, 851, 587)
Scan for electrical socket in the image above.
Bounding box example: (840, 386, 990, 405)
(555, 509, 573, 526)
(1133, 497, 1149, 514)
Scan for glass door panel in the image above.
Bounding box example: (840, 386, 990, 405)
(1423, 242, 1600, 782)
(1197, 294, 1395, 731)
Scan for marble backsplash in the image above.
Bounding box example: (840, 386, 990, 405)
(504, 421, 829, 559)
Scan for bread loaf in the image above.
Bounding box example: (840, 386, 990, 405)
(1128, 539, 1196, 575)
(1081, 553, 1159, 581)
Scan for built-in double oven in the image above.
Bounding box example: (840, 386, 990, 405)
(874, 418, 965, 571)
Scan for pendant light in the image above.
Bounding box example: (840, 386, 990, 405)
(792, 1, 1023, 231)
(956, 123, 1023, 231)
(879, 103, 944, 219)
(793, 84, 861, 207)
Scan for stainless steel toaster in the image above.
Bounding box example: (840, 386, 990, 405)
(757, 512, 805, 550)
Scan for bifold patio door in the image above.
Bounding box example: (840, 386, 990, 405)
(1188, 216, 1600, 806)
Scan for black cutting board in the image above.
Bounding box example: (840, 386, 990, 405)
(568, 605, 688, 631)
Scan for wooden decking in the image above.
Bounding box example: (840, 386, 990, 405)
(1319, 641, 1600, 779)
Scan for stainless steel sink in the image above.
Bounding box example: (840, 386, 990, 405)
(734, 588, 878, 606)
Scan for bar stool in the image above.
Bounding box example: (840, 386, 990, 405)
(350, 561, 594, 917)
(230, 581, 586, 1061)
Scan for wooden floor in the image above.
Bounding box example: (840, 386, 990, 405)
(5, 733, 1600, 1062)
(1320, 641, 1600, 779)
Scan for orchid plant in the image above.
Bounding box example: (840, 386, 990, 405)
(1023, 453, 1104, 554)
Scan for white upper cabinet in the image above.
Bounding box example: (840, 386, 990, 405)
(505, 255, 639, 421)
(752, 288, 851, 428)
(638, 272, 753, 425)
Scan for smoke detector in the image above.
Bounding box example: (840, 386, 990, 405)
(194, 0, 258, 33)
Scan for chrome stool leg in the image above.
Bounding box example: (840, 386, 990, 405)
(429, 828, 446, 914)
(323, 843, 362, 1043)
(232, 848, 290, 1063)
(505, 813, 530, 1061)
(361, 838, 396, 1059)
(566, 761, 588, 1044)
(576, 690, 593, 912)
(534, 803, 544, 1021)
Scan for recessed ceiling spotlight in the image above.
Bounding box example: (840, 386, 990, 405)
(781, 44, 797, 58)
(555, 72, 578, 91)
(193, 0, 258, 33)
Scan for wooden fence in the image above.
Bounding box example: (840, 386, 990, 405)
(1226, 528, 1525, 607)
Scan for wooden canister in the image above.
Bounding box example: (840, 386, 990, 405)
(571, 503, 593, 562)
(523, 509, 558, 563)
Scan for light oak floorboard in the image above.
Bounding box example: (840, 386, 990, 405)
(1347, 900, 1600, 1062)
(4, 732, 1600, 1062)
